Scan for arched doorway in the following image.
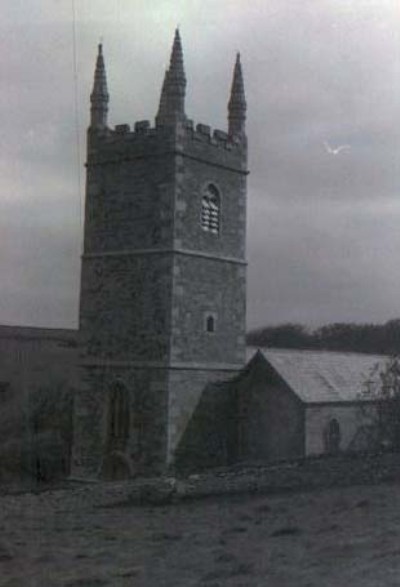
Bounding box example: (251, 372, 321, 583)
(101, 381, 132, 479)
(107, 381, 130, 452)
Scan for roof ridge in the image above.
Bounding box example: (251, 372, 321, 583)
(248, 346, 387, 360)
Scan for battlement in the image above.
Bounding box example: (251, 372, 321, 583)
(190, 122, 243, 151)
(109, 119, 244, 148)
(88, 119, 246, 169)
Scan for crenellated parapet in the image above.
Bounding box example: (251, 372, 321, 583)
(88, 118, 247, 172)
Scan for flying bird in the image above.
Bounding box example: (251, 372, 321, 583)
(323, 141, 351, 155)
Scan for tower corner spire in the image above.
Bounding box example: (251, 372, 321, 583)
(228, 52, 246, 138)
(156, 29, 187, 127)
(90, 43, 109, 130)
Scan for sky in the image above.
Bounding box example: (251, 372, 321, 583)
(1, 0, 399, 330)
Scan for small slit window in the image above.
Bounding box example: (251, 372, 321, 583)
(204, 313, 217, 334)
(201, 184, 220, 234)
(206, 315, 215, 333)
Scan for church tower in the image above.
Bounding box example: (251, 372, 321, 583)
(72, 31, 248, 478)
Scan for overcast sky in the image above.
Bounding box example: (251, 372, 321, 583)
(1, 0, 399, 330)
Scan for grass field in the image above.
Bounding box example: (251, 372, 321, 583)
(2, 479, 400, 586)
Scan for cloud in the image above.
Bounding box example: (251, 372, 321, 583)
(0, 0, 398, 329)
(247, 197, 400, 328)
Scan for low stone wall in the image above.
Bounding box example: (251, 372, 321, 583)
(3, 452, 400, 508)
(80, 451, 400, 506)
(173, 452, 400, 501)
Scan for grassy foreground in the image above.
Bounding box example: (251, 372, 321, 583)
(1, 478, 400, 586)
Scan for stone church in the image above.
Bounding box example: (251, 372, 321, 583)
(0, 31, 383, 479)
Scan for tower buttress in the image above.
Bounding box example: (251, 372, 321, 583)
(228, 53, 246, 138)
(156, 29, 186, 126)
(90, 44, 109, 129)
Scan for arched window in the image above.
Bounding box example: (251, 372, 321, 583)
(201, 184, 220, 234)
(107, 381, 130, 451)
(324, 418, 341, 454)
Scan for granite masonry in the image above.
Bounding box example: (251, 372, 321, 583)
(71, 30, 248, 478)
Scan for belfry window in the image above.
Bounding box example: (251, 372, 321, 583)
(201, 184, 220, 234)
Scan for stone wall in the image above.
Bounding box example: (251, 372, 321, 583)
(305, 402, 377, 456)
(237, 356, 305, 462)
(170, 451, 400, 501)
(72, 366, 169, 478)
(175, 128, 247, 260)
(172, 375, 239, 471)
(84, 130, 177, 253)
(79, 253, 173, 362)
(75, 116, 248, 477)
(170, 256, 246, 365)
(65, 452, 400, 508)
(167, 368, 241, 461)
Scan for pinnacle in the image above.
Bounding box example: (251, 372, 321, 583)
(229, 53, 246, 107)
(156, 29, 186, 126)
(91, 44, 109, 100)
(90, 43, 109, 129)
(168, 28, 186, 84)
(228, 52, 246, 137)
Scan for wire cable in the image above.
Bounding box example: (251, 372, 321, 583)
(71, 0, 83, 254)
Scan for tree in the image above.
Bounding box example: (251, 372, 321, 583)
(0, 394, 25, 481)
(246, 318, 400, 355)
(24, 381, 74, 482)
(0, 381, 75, 484)
(246, 323, 312, 348)
(360, 356, 400, 451)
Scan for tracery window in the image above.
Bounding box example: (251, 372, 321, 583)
(201, 184, 220, 234)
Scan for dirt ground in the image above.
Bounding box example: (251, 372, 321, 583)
(1, 480, 400, 587)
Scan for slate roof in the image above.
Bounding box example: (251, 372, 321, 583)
(246, 347, 388, 404)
